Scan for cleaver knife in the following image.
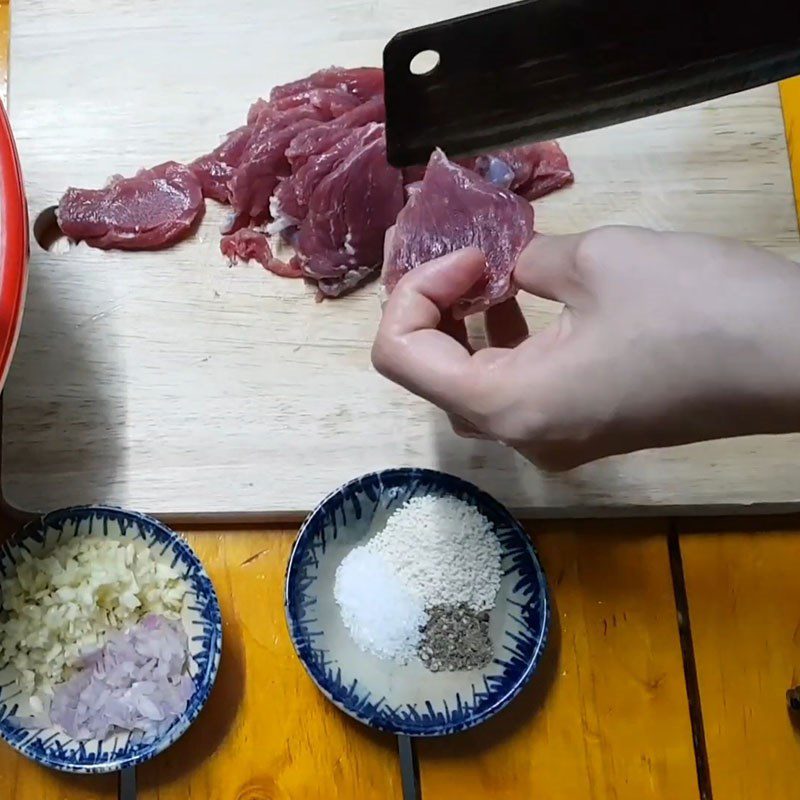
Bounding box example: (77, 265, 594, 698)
(382, 0, 800, 167)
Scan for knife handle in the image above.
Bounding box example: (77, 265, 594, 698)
(384, 0, 800, 167)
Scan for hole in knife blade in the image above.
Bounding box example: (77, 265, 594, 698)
(409, 50, 440, 76)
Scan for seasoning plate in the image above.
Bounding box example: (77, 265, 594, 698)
(0, 506, 222, 773)
(285, 468, 550, 736)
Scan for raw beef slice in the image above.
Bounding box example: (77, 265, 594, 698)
(383, 149, 535, 319)
(220, 228, 301, 278)
(271, 123, 384, 234)
(284, 96, 386, 168)
(404, 142, 573, 199)
(229, 105, 325, 222)
(295, 127, 404, 297)
(57, 162, 204, 250)
(247, 87, 362, 126)
(475, 141, 574, 200)
(270, 67, 384, 104)
(191, 125, 252, 203)
(270, 88, 361, 119)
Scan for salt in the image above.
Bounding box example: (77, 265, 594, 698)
(333, 548, 427, 662)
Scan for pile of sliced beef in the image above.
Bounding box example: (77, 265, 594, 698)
(56, 66, 574, 309)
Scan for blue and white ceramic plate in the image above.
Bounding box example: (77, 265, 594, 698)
(0, 506, 222, 773)
(285, 468, 550, 736)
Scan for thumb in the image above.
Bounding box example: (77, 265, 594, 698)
(514, 233, 584, 304)
(386, 246, 487, 318)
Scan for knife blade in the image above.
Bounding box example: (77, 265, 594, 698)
(383, 0, 800, 167)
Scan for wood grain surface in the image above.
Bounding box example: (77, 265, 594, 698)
(0, 759, 117, 800)
(680, 519, 800, 800)
(781, 77, 800, 221)
(418, 522, 700, 800)
(137, 528, 400, 800)
(4, 0, 800, 518)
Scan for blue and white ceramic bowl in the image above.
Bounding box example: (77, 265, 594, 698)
(0, 506, 222, 773)
(285, 468, 550, 736)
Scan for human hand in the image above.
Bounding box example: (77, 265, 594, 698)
(372, 226, 800, 469)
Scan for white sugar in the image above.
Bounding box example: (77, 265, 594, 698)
(334, 547, 427, 662)
(368, 495, 502, 612)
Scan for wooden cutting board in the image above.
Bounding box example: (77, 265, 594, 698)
(4, 0, 800, 519)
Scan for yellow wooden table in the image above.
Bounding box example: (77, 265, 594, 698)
(1, 3, 800, 797)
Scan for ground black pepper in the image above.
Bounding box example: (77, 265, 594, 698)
(418, 603, 492, 672)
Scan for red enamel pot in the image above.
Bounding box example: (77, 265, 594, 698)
(0, 100, 28, 391)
